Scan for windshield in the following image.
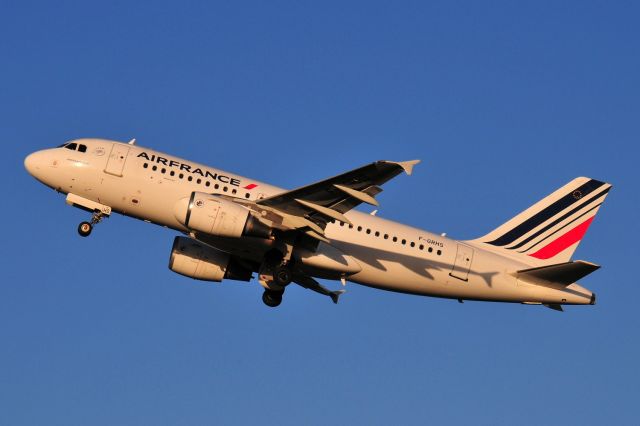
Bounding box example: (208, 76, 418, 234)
(58, 142, 87, 152)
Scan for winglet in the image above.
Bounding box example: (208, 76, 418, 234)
(387, 159, 421, 175)
(330, 289, 346, 304)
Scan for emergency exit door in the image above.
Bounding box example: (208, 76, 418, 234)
(104, 144, 130, 177)
(450, 243, 474, 281)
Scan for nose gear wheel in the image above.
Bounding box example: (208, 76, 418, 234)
(77, 210, 108, 237)
(78, 221, 92, 237)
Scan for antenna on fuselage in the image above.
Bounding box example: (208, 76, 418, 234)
(128, 138, 136, 145)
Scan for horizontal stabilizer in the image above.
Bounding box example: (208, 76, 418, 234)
(517, 260, 600, 286)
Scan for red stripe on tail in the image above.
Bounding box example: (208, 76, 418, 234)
(529, 217, 595, 260)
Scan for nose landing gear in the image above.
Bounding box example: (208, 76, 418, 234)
(77, 210, 107, 237)
(78, 221, 93, 237)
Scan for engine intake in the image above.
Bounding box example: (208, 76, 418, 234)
(169, 236, 253, 282)
(174, 192, 271, 238)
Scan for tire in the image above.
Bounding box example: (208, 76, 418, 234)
(273, 267, 292, 286)
(262, 290, 283, 308)
(78, 221, 92, 237)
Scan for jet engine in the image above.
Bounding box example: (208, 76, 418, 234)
(168, 236, 253, 282)
(174, 192, 271, 238)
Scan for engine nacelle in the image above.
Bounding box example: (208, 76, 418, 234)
(168, 236, 252, 282)
(174, 192, 271, 238)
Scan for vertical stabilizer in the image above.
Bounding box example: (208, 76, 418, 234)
(471, 177, 611, 265)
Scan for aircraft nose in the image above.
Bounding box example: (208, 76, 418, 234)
(24, 150, 51, 182)
(24, 152, 39, 176)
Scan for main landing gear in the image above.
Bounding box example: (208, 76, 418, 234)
(77, 211, 107, 237)
(262, 289, 284, 308)
(260, 266, 292, 308)
(259, 265, 292, 308)
(273, 266, 293, 286)
(258, 239, 297, 308)
(258, 251, 294, 308)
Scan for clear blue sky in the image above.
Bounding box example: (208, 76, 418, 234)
(1, 1, 638, 425)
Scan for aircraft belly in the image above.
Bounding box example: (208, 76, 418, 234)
(345, 247, 548, 302)
(347, 257, 447, 296)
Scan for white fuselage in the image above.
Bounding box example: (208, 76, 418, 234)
(25, 139, 595, 306)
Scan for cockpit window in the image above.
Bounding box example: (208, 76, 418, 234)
(58, 142, 87, 152)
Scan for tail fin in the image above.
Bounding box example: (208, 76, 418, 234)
(472, 177, 612, 265)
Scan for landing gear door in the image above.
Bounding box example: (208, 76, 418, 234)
(104, 144, 131, 177)
(450, 243, 474, 281)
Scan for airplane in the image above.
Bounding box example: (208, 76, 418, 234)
(24, 138, 611, 310)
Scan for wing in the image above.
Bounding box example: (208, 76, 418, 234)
(256, 159, 420, 240)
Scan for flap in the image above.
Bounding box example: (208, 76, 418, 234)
(256, 159, 420, 232)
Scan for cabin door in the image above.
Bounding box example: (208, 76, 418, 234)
(104, 144, 131, 177)
(450, 243, 474, 281)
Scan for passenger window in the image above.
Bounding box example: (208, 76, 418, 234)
(392, 237, 398, 242)
(197, 178, 202, 184)
(188, 176, 193, 182)
(245, 193, 250, 199)
(205, 181, 210, 187)
(410, 242, 415, 248)
(428, 247, 433, 253)
(375, 231, 380, 237)
(357, 226, 362, 232)
(65, 143, 77, 150)
(78, 144, 87, 153)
